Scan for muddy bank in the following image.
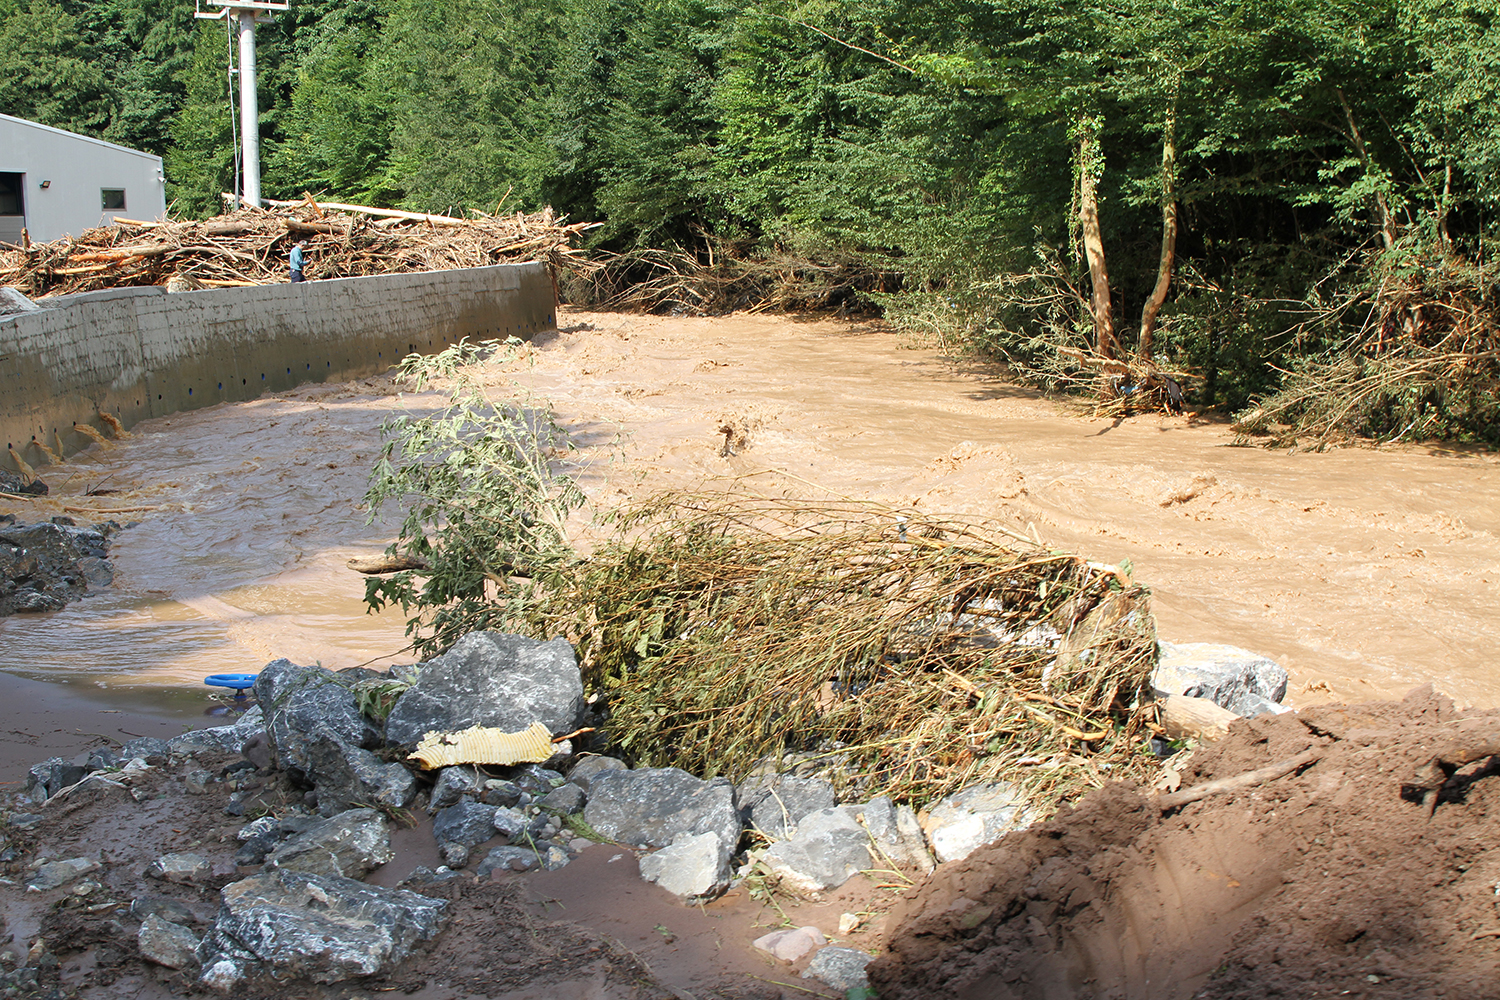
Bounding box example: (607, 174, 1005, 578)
(871, 686, 1500, 1000)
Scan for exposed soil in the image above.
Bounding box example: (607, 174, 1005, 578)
(871, 685, 1500, 1000)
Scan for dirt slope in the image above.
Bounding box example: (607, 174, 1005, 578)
(870, 686, 1500, 999)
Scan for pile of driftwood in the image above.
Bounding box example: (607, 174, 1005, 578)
(0, 196, 599, 299)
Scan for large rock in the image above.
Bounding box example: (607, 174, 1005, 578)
(24, 757, 85, 803)
(638, 832, 732, 900)
(253, 660, 379, 781)
(1154, 641, 1291, 717)
(567, 756, 627, 792)
(196, 868, 449, 990)
(739, 774, 837, 841)
(302, 726, 417, 816)
(922, 783, 1033, 864)
(383, 632, 585, 746)
(139, 915, 200, 969)
(0, 522, 91, 615)
(584, 767, 741, 866)
(429, 767, 484, 812)
(432, 800, 499, 849)
(850, 796, 933, 873)
(265, 808, 392, 879)
(804, 946, 873, 992)
(27, 857, 101, 892)
(168, 706, 267, 757)
(760, 807, 872, 894)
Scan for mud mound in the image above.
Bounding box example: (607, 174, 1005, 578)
(871, 686, 1500, 999)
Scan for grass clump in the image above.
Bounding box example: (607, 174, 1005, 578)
(515, 492, 1159, 810)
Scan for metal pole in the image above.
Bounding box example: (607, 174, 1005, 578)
(236, 11, 261, 208)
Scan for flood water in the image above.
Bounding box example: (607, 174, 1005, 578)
(2, 308, 1499, 715)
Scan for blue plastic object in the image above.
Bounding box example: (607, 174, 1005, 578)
(204, 673, 258, 692)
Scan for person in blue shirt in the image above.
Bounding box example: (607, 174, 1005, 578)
(289, 241, 306, 283)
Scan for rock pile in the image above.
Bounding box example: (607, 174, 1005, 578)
(0, 513, 117, 616)
(0, 625, 1295, 995)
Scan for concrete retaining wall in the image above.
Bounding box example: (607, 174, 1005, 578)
(0, 262, 555, 473)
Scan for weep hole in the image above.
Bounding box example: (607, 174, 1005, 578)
(518, 493, 1159, 810)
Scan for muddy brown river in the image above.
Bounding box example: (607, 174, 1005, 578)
(2, 308, 1498, 725)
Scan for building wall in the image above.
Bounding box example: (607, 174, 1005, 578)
(0, 114, 168, 242)
(0, 262, 556, 473)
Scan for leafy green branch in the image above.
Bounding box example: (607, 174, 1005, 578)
(361, 338, 591, 658)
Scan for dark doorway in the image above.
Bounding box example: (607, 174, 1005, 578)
(0, 173, 24, 245)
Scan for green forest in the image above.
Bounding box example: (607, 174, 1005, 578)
(3, 0, 1499, 442)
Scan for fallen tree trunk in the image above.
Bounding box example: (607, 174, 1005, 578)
(347, 554, 430, 575)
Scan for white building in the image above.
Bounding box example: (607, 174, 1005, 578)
(0, 114, 167, 244)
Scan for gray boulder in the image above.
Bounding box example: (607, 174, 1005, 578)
(739, 774, 837, 840)
(196, 868, 449, 990)
(479, 778, 523, 807)
(429, 767, 484, 812)
(638, 832, 732, 900)
(0, 522, 90, 616)
(147, 853, 212, 885)
(302, 726, 416, 816)
(849, 795, 933, 872)
(538, 783, 586, 815)
(265, 808, 392, 879)
(121, 737, 172, 762)
(491, 806, 533, 841)
(584, 767, 742, 866)
(24, 757, 85, 803)
(433, 800, 499, 849)
(567, 756, 627, 792)
(27, 857, 101, 892)
(476, 846, 543, 876)
(139, 915, 200, 969)
(168, 707, 267, 757)
(253, 660, 378, 781)
(760, 807, 872, 894)
(383, 632, 585, 746)
(804, 946, 873, 992)
(1154, 641, 1291, 717)
(923, 783, 1033, 864)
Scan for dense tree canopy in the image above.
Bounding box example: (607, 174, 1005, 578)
(3, 0, 1498, 432)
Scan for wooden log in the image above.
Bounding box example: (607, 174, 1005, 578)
(285, 219, 345, 236)
(1155, 748, 1321, 811)
(201, 221, 261, 237)
(261, 196, 468, 227)
(347, 553, 430, 574)
(1159, 694, 1240, 741)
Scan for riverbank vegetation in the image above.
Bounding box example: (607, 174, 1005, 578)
(3, 0, 1499, 442)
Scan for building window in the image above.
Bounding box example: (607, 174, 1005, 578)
(101, 189, 127, 211)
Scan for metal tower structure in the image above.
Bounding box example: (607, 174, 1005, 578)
(195, 1, 289, 209)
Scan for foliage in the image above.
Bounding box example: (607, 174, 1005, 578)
(361, 339, 590, 658)
(9, 0, 1500, 440)
(512, 493, 1159, 808)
